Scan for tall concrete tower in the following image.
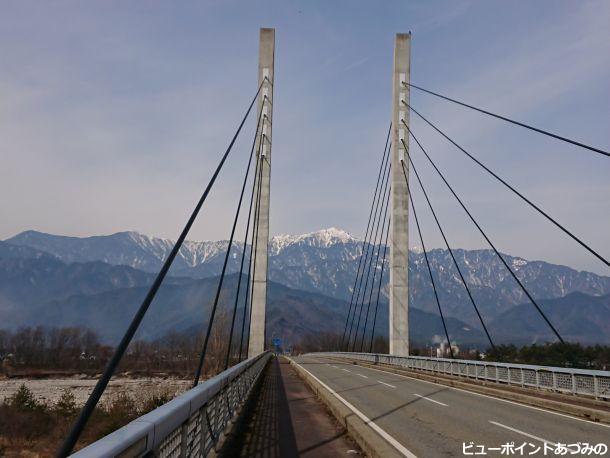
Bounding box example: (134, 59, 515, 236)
(248, 28, 275, 357)
(389, 33, 411, 356)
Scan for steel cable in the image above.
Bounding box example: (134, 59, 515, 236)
(403, 82, 610, 158)
(400, 159, 454, 358)
(401, 138, 496, 350)
(58, 81, 264, 457)
(340, 124, 392, 350)
(404, 124, 564, 343)
(402, 104, 609, 268)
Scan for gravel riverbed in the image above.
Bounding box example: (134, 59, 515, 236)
(0, 376, 191, 406)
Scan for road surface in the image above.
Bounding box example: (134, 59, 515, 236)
(292, 355, 609, 457)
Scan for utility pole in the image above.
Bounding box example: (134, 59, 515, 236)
(389, 33, 410, 356)
(248, 28, 275, 357)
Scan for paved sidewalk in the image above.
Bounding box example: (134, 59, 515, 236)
(221, 356, 361, 457)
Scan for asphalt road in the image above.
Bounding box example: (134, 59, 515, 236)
(292, 355, 610, 457)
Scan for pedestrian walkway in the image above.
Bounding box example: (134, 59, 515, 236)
(221, 356, 361, 457)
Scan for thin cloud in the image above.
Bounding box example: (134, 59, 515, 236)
(340, 56, 371, 73)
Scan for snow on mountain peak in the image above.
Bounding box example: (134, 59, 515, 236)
(270, 227, 358, 254)
(313, 227, 356, 244)
(109, 229, 456, 261)
(511, 257, 528, 269)
(121, 231, 231, 267)
(116, 228, 363, 260)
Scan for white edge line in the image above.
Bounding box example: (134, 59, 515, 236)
(357, 373, 368, 379)
(291, 358, 417, 458)
(489, 421, 557, 446)
(328, 358, 610, 429)
(413, 393, 447, 407)
(378, 380, 396, 388)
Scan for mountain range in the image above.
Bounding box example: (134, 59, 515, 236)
(2, 228, 610, 347)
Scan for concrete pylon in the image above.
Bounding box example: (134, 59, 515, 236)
(389, 33, 410, 356)
(248, 28, 275, 357)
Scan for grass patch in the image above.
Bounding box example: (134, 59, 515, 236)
(0, 384, 177, 456)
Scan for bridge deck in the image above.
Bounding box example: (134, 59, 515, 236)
(293, 355, 610, 457)
(221, 356, 361, 457)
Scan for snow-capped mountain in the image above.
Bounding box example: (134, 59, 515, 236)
(270, 227, 358, 254)
(6, 230, 239, 275)
(8, 228, 357, 269)
(6, 228, 610, 327)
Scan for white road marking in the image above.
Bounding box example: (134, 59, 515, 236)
(357, 373, 368, 379)
(342, 368, 351, 373)
(489, 421, 557, 446)
(413, 393, 447, 407)
(331, 365, 339, 369)
(324, 358, 610, 429)
(290, 358, 417, 458)
(378, 380, 396, 388)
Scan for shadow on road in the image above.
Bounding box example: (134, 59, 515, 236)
(220, 357, 361, 457)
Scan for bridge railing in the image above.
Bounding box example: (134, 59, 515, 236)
(72, 351, 271, 457)
(312, 352, 610, 400)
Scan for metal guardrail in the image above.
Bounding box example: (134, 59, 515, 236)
(312, 352, 610, 400)
(72, 351, 271, 457)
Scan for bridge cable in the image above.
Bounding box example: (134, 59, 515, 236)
(193, 104, 265, 386)
(368, 217, 390, 353)
(341, 128, 390, 350)
(57, 81, 264, 457)
(402, 138, 496, 350)
(400, 159, 455, 358)
(340, 124, 392, 350)
(237, 152, 263, 362)
(358, 183, 391, 352)
(245, 159, 264, 357)
(346, 162, 392, 350)
(224, 123, 264, 370)
(350, 170, 392, 352)
(404, 123, 565, 343)
(402, 82, 610, 158)
(346, 160, 391, 350)
(244, 153, 265, 358)
(402, 102, 609, 268)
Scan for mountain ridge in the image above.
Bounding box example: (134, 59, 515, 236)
(1, 238, 609, 346)
(5, 229, 610, 331)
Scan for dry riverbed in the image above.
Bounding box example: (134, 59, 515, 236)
(0, 375, 191, 406)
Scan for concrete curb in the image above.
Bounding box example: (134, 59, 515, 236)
(346, 359, 610, 425)
(287, 357, 405, 458)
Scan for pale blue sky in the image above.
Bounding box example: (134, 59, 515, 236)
(1, 1, 609, 274)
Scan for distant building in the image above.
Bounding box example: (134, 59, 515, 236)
(1, 353, 15, 371)
(436, 342, 459, 358)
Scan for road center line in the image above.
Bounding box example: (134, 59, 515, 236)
(331, 365, 339, 369)
(489, 421, 557, 446)
(342, 368, 351, 372)
(413, 393, 447, 407)
(357, 373, 368, 379)
(378, 380, 396, 388)
(326, 358, 610, 429)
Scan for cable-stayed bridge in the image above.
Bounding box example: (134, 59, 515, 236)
(57, 29, 610, 457)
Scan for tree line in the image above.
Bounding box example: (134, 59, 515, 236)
(485, 343, 610, 370)
(0, 312, 238, 377)
(3, 325, 609, 374)
(292, 332, 610, 370)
